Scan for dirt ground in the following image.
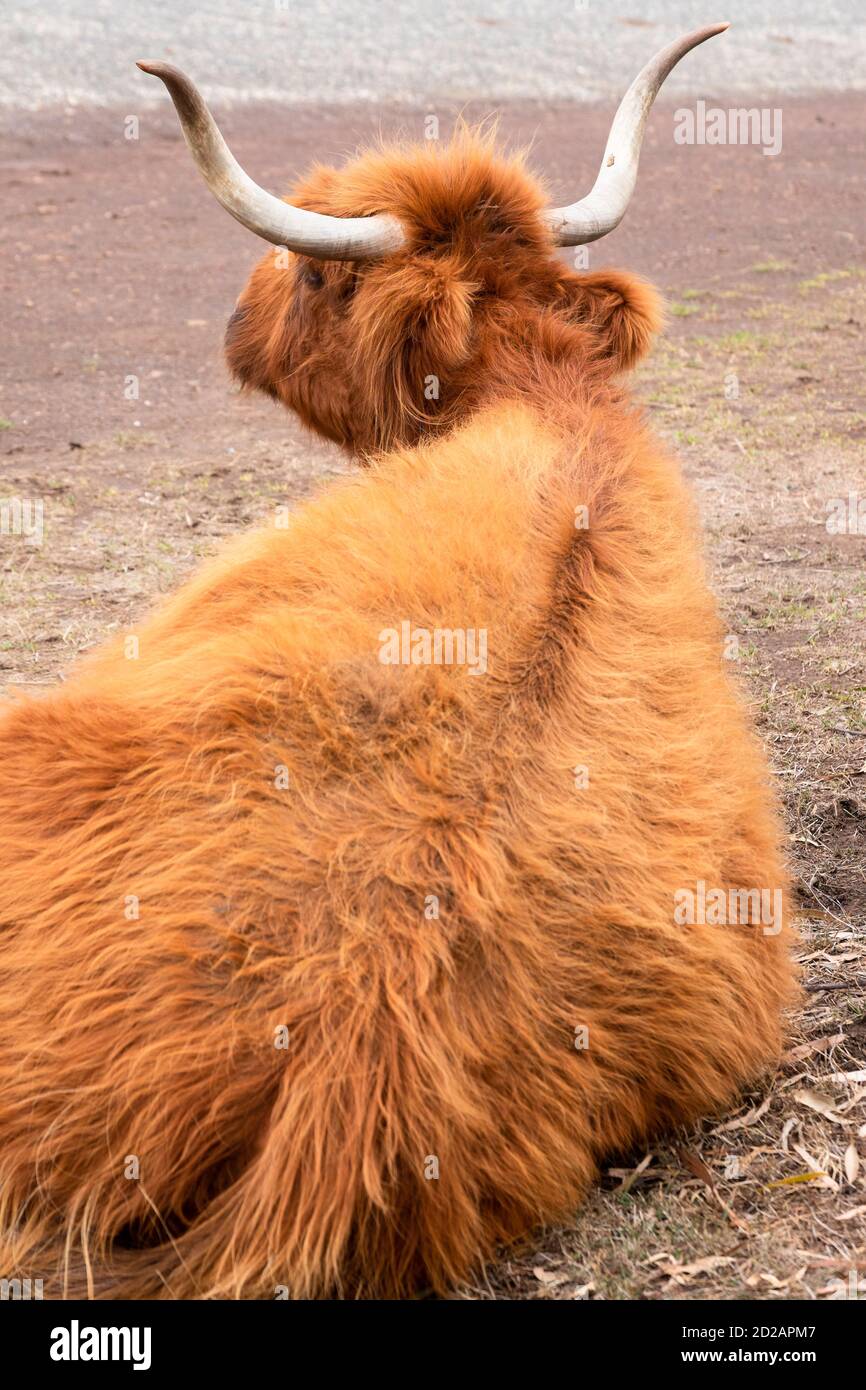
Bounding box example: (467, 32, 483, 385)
(1, 94, 864, 1301)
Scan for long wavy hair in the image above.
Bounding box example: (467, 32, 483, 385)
(0, 128, 797, 1299)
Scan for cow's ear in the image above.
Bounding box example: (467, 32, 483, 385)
(557, 269, 664, 370)
(350, 256, 477, 444)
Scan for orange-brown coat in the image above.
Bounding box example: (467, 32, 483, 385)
(0, 130, 797, 1299)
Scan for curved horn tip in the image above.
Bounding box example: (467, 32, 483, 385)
(134, 58, 405, 260)
(545, 21, 733, 248)
(136, 60, 190, 86)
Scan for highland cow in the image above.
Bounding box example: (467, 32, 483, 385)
(0, 25, 798, 1300)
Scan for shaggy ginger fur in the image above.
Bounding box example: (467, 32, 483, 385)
(0, 129, 798, 1299)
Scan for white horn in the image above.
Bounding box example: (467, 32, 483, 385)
(136, 61, 406, 261)
(543, 23, 730, 246)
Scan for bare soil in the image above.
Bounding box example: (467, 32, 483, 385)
(1, 94, 864, 1301)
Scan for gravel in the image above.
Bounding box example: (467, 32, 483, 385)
(0, 0, 864, 112)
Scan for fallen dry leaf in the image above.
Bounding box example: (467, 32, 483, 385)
(791, 1142, 838, 1190)
(533, 1266, 568, 1287)
(712, 1096, 771, 1133)
(780, 1117, 798, 1152)
(767, 1172, 825, 1187)
(844, 1143, 860, 1184)
(792, 1087, 845, 1124)
(784, 1031, 845, 1064)
(660, 1254, 736, 1280)
(615, 1151, 653, 1195)
(677, 1148, 715, 1187)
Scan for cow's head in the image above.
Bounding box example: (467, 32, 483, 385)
(139, 24, 727, 454)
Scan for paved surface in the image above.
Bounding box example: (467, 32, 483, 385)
(1, 0, 864, 113)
